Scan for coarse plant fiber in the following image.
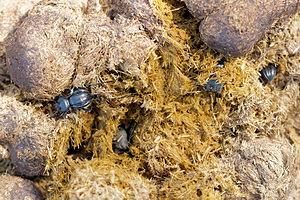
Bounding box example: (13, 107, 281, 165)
(64, 158, 156, 199)
(0, 0, 299, 200)
(46, 0, 299, 199)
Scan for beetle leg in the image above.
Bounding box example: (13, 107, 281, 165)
(59, 112, 66, 118)
(81, 107, 92, 112)
(259, 77, 266, 86)
(67, 88, 75, 98)
(50, 110, 59, 118)
(67, 107, 76, 124)
(84, 82, 103, 87)
(278, 70, 288, 82)
(70, 112, 77, 125)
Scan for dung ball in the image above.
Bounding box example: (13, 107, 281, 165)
(6, 0, 84, 100)
(0, 95, 56, 177)
(183, 0, 299, 57)
(8, 136, 48, 177)
(0, 0, 42, 43)
(231, 136, 297, 199)
(0, 174, 44, 200)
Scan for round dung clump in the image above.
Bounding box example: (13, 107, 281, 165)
(230, 136, 297, 199)
(183, 0, 299, 57)
(0, 94, 56, 177)
(6, 0, 84, 100)
(0, 174, 44, 200)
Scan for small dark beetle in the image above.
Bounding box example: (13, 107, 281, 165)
(113, 126, 129, 151)
(203, 77, 224, 97)
(216, 57, 227, 69)
(259, 63, 287, 84)
(202, 57, 227, 97)
(55, 88, 92, 117)
(113, 121, 137, 155)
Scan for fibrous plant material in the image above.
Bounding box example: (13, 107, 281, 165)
(183, 0, 300, 57)
(225, 70, 299, 137)
(285, 97, 300, 200)
(0, 144, 13, 174)
(114, 0, 157, 24)
(0, 0, 299, 199)
(109, 15, 156, 73)
(252, 13, 300, 78)
(283, 13, 300, 56)
(0, 95, 56, 177)
(6, 0, 85, 100)
(64, 158, 156, 200)
(227, 135, 298, 199)
(0, 174, 44, 200)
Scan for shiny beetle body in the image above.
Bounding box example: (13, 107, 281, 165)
(260, 63, 277, 83)
(216, 57, 227, 69)
(114, 126, 129, 151)
(55, 88, 92, 117)
(259, 63, 287, 84)
(203, 78, 224, 94)
(113, 122, 137, 155)
(203, 57, 226, 97)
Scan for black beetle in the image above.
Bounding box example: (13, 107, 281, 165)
(113, 121, 137, 155)
(202, 57, 227, 97)
(203, 77, 224, 97)
(216, 57, 227, 69)
(259, 63, 287, 84)
(54, 88, 92, 117)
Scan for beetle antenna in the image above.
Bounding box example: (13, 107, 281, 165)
(81, 107, 92, 112)
(85, 82, 102, 86)
(259, 76, 266, 86)
(71, 112, 77, 126)
(84, 78, 105, 87)
(128, 121, 137, 140)
(278, 70, 288, 82)
(68, 107, 77, 125)
(50, 110, 58, 118)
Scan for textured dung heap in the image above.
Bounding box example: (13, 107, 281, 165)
(183, 0, 299, 57)
(0, 174, 44, 200)
(0, 95, 57, 177)
(0, 0, 299, 199)
(6, 0, 84, 100)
